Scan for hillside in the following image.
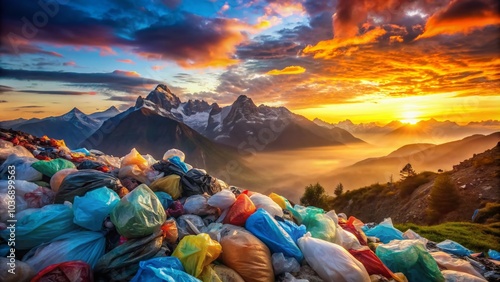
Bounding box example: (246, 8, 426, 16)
(329, 142, 500, 225)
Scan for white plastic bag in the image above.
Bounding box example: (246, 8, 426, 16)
(163, 149, 186, 162)
(431, 252, 484, 279)
(441, 270, 486, 282)
(403, 229, 428, 245)
(183, 194, 219, 216)
(297, 233, 370, 282)
(0, 155, 42, 181)
(0, 146, 33, 160)
(207, 189, 236, 210)
(250, 193, 284, 218)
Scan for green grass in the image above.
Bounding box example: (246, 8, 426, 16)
(394, 222, 500, 253)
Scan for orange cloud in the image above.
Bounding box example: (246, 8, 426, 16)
(112, 70, 141, 77)
(302, 27, 387, 59)
(151, 65, 165, 71)
(255, 0, 305, 29)
(266, 66, 306, 75)
(117, 59, 134, 64)
(417, 0, 500, 39)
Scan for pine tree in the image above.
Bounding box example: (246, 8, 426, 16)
(334, 182, 344, 197)
(400, 163, 416, 180)
(428, 174, 460, 215)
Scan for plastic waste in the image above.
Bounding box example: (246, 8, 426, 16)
(213, 265, 245, 282)
(0, 145, 34, 160)
(142, 154, 157, 166)
(376, 239, 444, 282)
(118, 164, 151, 185)
(303, 212, 337, 243)
(31, 158, 76, 177)
(131, 257, 200, 282)
(250, 193, 284, 218)
(73, 187, 120, 231)
(297, 233, 370, 282)
(269, 192, 287, 210)
(155, 191, 174, 210)
(181, 169, 223, 197)
(403, 228, 429, 245)
(272, 252, 300, 275)
(0, 204, 79, 250)
(97, 155, 121, 168)
(276, 218, 307, 244)
(49, 168, 78, 192)
(337, 226, 363, 250)
(162, 218, 179, 244)
(184, 194, 219, 216)
(168, 200, 185, 218)
(24, 186, 55, 208)
(55, 170, 121, 203)
(287, 205, 324, 225)
(364, 218, 403, 244)
(208, 189, 236, 210)
(326, 210, 339, 225)
(0, 257, 35, 282)
(339, 216, 368, 245)
(177, 214, 206, 240)
(163, 148, 186, 162)
(437, 239, 473, 257)
(31, 261, 93, 282)
(245, 208, 303, 262)
(169, 156, 189, 173)
(150, 174, 183, 199)
(431, 251, 484, 279)
(110, 184, 166, 238)
(0, 154, 42, 181)
(488, 249, 500, 260)
(94, 230, 168, 282)
(71, 147, 91, 156)
(219, 226, 274, 282)
(224, 194, 256, 226)
(23, 230, 106, 272)
(441, 270, 487, 282)
(121, 148, 149, 170)
(172, 233, 222, 279)
(0, 180, 38, 222)
(349, 247, 400, 281)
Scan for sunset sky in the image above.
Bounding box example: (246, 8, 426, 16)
(0, 0, 499, 124)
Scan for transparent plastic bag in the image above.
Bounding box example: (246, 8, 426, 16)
(272, 253, 300, 275)
(131, 257, 200, 282)
(184, 194, 219, 216)
(74, 187, 120, 231)
(250, 193, 283, 218)
(208, 189, 236, 210)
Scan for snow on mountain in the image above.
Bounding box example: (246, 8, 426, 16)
(89, 106, 120, 121)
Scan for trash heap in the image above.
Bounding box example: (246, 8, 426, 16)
(0, 128, 499, 282)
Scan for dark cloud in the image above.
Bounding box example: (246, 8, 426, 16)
(237, 36, 301, 60)
(106, 95, 138, 102)
(15, 105, 44, 109)
(434, 0, 496, 21)
(0, 100, 7, 103)
(0, 85, 14, 93)
(17, 90, 96, 96)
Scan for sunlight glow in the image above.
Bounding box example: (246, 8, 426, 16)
(401, 111, 421, 124)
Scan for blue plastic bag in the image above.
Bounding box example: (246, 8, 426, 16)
(73, 187, 120, 231)
(364, 218, 403, 244)
(23, 230, 106, 272)
(276, 218, 307, 244)
(168, 156, 189, 173)
(437, 239, 473, 256)
(71, 148, 91, 156)
(488, 249, 500, 260)
(131, 257, 201, 282)
(155, 191, 174, 210)
(245, 208, 303, 262)
(0, 204, 79, 250)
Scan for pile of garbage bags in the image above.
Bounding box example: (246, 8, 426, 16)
(0, 128, 499, 282)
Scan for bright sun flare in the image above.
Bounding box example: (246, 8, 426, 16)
(401, 111, 420, 124)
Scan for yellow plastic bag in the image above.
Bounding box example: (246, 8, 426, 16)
(269, 193, 287, 210)
(172, 233, 222, 280)
(150, 175, 182, 199)
(121, 148, 149, 170)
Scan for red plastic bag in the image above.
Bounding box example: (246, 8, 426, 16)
(349, 248, 400, 281)
(25, 187, 56, 208)
(31, 260, 93, 282)
(339, 216, 368, 245)
(224, 194, 256, 226)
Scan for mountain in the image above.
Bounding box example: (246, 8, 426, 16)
(88, 106, 120, 121)
(11, 108, 102, 148)
(330, 142, 500, 224)
(314, 118, 402, 135)
(325, 132, 500, 190)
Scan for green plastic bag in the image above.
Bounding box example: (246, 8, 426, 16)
(172, 233, 222, 279)
(110, 184, 166, 238)
(32, 158, 76, 177)
(376, 239, 444, 282)
(286, 205, 336, 242)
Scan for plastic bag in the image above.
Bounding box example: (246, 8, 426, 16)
(131, 257, 200, 282)
(349, 248, 400, 281)
(0, 154, 42, 181)
(172, 233, 222, 279)
(276, 218, 307, 244)
(0, 257, 35, 282)
(436, 239, 473, 257)
(245, 208, 303, 262)
(376, 239, 444, 282)
(155, 191, 174, 210)
(224, 194, 256, 226)
(403, 228, 428, 245)
(441, 270, 487, 282)
(31, 261, 93, 282)
(55, 170, 121, 203)
(0, 204, 79, 250)
(0, 180, 38, 223)
(337, 226, 362, 250)
(219, 226, 274, 282)
(119, 165, 151, 185)
(297, 233, 370, 282)
(184, 194, 219, 216)
(303, 212, 337, 243)
(213, 265, 245, 282)
(339, 216, 368, 245)
(489, 249, 500, 260)
(0, 145, 33, 160)
(163, 149, 186, 162)
(177, 214, 206, 240)
(111, 184, 166, 238)
(250, 193, 284, 218)
(168, 156, 189, 173)
(208, 189, 236, 210)
(24, 187, 55, 208)
(121, 148, 149, 170)
(326, 210, 339, 225)
(364, 218, 403, 244)
(286, 205, 323, 225)
(269, 192, 287, 210)
(181, 169, 222, 197)
(49, 168, 78, 192)
(23, 230, 106, 272)
(272, 253, 300, 275)
(94, 230, 168, 282)
(31, 158, 76, 177)
(74, 187, 120, 231)
(431, 251, 484, 279)
(150, 175, 183, 199)
(162, 218, 179, 244)
(168, 200, 185, 218)
(97, 155, 121, 168)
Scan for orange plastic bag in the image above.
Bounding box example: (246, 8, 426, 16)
(224, 194, 256, 226)
(161, 219, 179, 244)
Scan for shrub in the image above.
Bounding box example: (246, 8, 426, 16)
(426, 174, 460, 223)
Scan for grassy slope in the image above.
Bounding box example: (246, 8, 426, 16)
(394, 222, 500, 252)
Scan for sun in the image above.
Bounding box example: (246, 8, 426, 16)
(401, 111, 420, 124)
